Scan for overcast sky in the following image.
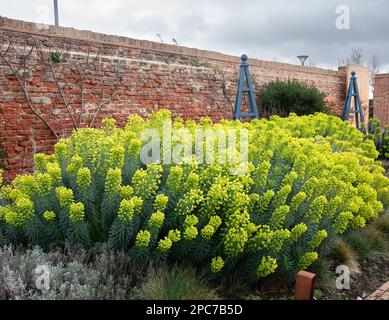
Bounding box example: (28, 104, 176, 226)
(1, 0, 388, 72)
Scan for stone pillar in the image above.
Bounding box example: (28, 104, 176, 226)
(374, 74, 389, 127)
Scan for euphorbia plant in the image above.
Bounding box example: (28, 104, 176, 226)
(0, 110, 388, 284)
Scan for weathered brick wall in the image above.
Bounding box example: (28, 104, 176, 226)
(0, 16, 349, 180)
(374, 74, 389, 127)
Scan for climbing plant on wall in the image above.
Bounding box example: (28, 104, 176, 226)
(0, 32, 125, 139)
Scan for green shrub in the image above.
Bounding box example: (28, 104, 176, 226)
(0, 110, 388, 285)
(345, 226, 387, 259)
(132, 265, 217, 300)
(258, 80, 329, 117)
(365, 118, 389, 159)
(0, 245, 147, 300)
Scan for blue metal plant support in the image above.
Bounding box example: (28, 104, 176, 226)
(233, 54, 260, 120)
(342, 71, 365, 131)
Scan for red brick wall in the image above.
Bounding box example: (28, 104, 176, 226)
(374, 74, 389, 127)
(0, 16, 348, 180)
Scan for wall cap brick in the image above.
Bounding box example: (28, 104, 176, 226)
(0, 15, 343, 77)
(376, 73, 389, 78)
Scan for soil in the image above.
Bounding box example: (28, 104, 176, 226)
(316, 255, 389, 300)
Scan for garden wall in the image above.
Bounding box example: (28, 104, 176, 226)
(0, 16, 366, 180)
(374, 74, 389, 127)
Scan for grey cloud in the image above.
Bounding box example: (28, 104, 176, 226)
(0, 0, 388, 70)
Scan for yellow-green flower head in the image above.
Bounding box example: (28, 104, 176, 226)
(120, 185, 134, 200)
(346, 196, 364, 214)
(46, 163, 62, 186)
(149, 211, 165, 229)
(1, 186, 13, 201)
(132, 164, 163, 201)
(270, 229, 291, 251)
(166, 166, 183, 195)
(249, 193, 260, 210)
(199, 117, 212, 126)
(158, 237, 173, 253)
(224, 227, 248, 258)
(371, 200, 384, 218)
(252, 160, 272, 191)
(258, 190, 275, 213)
(149, 164, 163, 176)
(108, 145, 125, 169)
(0, 169, 3, 186)
(0, 206, 8, 220)
(185, 215, 199, 227)
(290, 223, 308, 242)
(132, 165, 163, 201)
(334, 212, 354, 234)
(273, 185, 292, 207)
(135, 230, 151, 248)
(127, 139, 141, 157)
(357, 184, 377, 202)
(358, 203, 375, 220)
(209, 216, 222, 229)
(154, 194, 169, 212)
(131, 169, 147, 196)
(290, 192, 307, 214)
(67, 155, 83, 175)
(54, 142, 67, 163)
(309, 230, 328, 249)
(105, 168, 122, 198)
(225, 210, 249, 229)
(124, 131, 137, 141)
(301, 177, 319, 198)
(256, 256, 278, 278)
(5, 209, 21, 227)
(211, 257, 224, 273)
(307, 196, 327, 224)
(43, 210, 56, 222)
(269, 205, 290, 229)
(126, 114, 145, 132)
(247, 222, 259, 235)
(358, 171, 374, 185)
(6, 197, 35, 227)
(184, 172, 200, 192)
(167, 229, 181, 243)
(15, 197, 34, 218)
(9, 189, 29, 202)
(117, 197, 143, 222)
(184, 226, 198, 240)
(326, 196, 342, 219)
(77, 167, 92, 193)
(55, 187, 74, 209)
(34, 153, 48, 173)
(69, 202, 85, 223)
(13, 175, 37, 198)
(175, 189, 204, 216)
(282, 171, 298, 186)
(201, 225, 215, 240)
(102, 118, 117, 133)
(351, 215, 366, 229)
(36, 173, 53, 197)
(250, 225, 273, 251)
(299, 252, 319, 270)
(46, 154, 57, 164)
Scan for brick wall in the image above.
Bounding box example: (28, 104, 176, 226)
(0, 16, 351, 180)
(374, 74, 389, 127)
